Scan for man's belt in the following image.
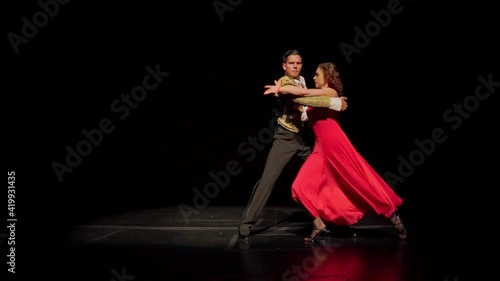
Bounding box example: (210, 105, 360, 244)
(277, 114, 301, 133)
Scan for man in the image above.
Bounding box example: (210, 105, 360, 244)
(238, 49, 347, 239)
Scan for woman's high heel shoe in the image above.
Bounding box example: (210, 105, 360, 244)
(390, 214, 407, 240)
(304, 226, 331, 243)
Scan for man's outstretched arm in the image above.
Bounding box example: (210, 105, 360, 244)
(273, 76, 348, 112)
(294, 96, 348, 111)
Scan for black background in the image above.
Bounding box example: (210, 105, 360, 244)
(5, 0, 498, 249)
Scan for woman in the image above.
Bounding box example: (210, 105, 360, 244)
(264, 62, 407, 242)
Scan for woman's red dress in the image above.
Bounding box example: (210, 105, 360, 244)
(292, 107, 403, 225)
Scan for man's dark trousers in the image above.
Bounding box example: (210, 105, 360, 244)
(239, 125, 311, 237)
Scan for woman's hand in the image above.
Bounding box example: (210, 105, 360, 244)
(263, 80, 282, 95)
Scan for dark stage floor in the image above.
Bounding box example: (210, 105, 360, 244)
(21, 205, 494, 281)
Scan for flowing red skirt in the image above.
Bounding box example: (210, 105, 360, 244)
(292, 108, 402, 225)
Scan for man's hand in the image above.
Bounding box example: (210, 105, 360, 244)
(264, 80, 281, 95)
(340, 96, 348, 111)
(265, 75, 296, 96)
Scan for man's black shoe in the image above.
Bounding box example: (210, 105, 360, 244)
(238, 223, 252, 239)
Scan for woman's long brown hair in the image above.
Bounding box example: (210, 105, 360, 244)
(318, 62, 344, 96)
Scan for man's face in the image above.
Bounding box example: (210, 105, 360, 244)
(282, 55, 302, 79)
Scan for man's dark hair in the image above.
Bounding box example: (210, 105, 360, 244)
(282, 49, 301, 63)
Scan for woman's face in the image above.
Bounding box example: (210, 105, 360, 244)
(313, 68, 327, 88)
